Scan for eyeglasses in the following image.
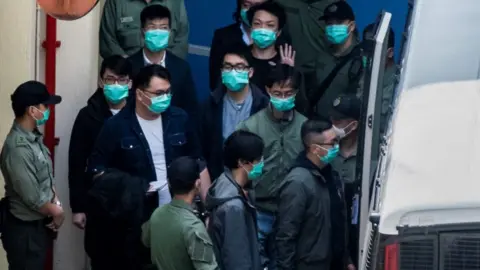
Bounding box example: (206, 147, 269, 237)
(103, 76, 130, 85)
(221, 64, 250, 72)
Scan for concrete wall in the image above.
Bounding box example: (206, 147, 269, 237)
(0, 1, 38, 269)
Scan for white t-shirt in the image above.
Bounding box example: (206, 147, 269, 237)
(110, 108, 120, 115)
(136, 114, 171, 206)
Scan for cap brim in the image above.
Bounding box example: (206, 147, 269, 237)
(329, 109, 349, 121)
(319, 15, 327, 21)
(44, 95, 62, 105)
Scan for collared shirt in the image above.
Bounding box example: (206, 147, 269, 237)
(222, 88, 253, 140)
(143, 49, 166, 67)
(0, 122, 55, 221)
(240, 23, 252, 46)
(142, 199, 218, 270)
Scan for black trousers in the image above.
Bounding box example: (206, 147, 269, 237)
(1, 211, 50, 270)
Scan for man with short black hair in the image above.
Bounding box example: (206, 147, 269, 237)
(206, 130, 264, 270)
(100, 0, 189, 59)
(69, 55, 132, 231)
(237, 64, 307, 269)
(246, 1, 295, 94)
(128, 4, 198, 120)
(88, 64, 209, 268)
(276, 119, 347, 270)
(0, 81, 64, 270)
(142, 156, 218, 270)
(200, 48, 268, 180)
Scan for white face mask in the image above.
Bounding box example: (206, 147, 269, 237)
(333, 121, 357, 139)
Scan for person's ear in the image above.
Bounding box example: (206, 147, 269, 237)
(98, 77, 104, 89)
(351, 121, 359, 132)
(248, 67, 254, 79)
(276, 29, 282, 37)
(194, 179, 201, 190)
(136, 89, 144, 101)
(265, 86, 272, 96)
(127, 80, 132, 89)
(348, 21, 356, 33)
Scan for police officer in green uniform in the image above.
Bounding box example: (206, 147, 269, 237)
(0, 81, 64, 270)
(100, 0, 189, 59)
(142, 156, 218, 270)
(329, 94, 361, 268)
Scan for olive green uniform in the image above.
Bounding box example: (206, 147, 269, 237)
(100, 0, 189, 59)
(142, 199, 218, 270)
(0, 122, 55, 270)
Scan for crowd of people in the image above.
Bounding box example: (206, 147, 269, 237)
(0, 0, 398, 270)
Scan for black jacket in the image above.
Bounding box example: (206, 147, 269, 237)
(68, 89, 113, 213)
(209, 22, 291, 90)
(128, 49, 199, 122)
(199, 84, 269, 180)
(205, 170, 262, 270)
(85, 168, 147, 269)
(276, 153, 348, 270)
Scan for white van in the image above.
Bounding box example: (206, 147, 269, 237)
(359, 0, 480, 269)
(363, 80, 480, 270)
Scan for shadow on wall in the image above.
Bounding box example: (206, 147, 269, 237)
(184, 0, 408, 102)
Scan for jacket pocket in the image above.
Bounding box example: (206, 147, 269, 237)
(118, 27, 141, 50)
(120, 137, 141, 150)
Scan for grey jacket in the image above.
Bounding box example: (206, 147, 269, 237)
(205, 170, 262, 270)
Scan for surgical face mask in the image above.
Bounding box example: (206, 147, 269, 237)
(33, 107, 50, 126)
(244, 160, 264, 180)
(270, 95, 296, 112)
(143, 93, 172, 114)
(251, 28, 277, 49)
(333, 121, 357, 139)
(145, 29, 170, 52)
(317, 144, 340, 164)
(103, 84, 129, 104)
(240, 8, 250, 26)
(222, 70, 249, 91)
(326, 24, 350, 45)
(362, 56, 368, 68)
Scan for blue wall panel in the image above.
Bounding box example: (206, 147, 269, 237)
(185, 0, 408, 99)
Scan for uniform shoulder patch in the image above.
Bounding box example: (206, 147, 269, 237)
(15, 136, 29, 147)
(329, 4, 337, 12)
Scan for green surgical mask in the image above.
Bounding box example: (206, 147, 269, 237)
(33, 107, 50, 126)
(147, 93, 172, 114)
(222, 70, 249, 91)
(240, 8, 250, 26)
(104, 84, 129, 104)
(246, 160, 264, 180)
(251, 28, 277, 49)
(270, 95, 296, 111)
(145, 29, 170, 52)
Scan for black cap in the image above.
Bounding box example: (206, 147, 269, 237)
(319, 1, 355, 22)
(11, 81, 62, 108)
(330, 94, 361, 121)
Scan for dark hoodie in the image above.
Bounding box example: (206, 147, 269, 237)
(276, 152, 348, 270)
(68, 88, 116, 214)
(205, 170, 262, 270)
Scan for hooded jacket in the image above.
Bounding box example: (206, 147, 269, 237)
(276, 153, 348, 270)
(68, 88, 115, 213)
(205, 170, 262, 270)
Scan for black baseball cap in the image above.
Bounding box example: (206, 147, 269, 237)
(11, 81, 62, 108)
(330, 94, 361, 121)
(319, 1, 355, 22)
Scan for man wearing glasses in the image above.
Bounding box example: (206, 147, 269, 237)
(68, 55, 133, 268)
(199, 48, 268, 181)
(87, 64, 209, 269)
(237, 64, 306, 270)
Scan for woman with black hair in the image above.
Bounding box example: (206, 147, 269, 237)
(208, 0, 290, 91)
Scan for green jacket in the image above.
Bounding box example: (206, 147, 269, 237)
(236, 108, 307, 213)
(274, 0, 338, 71)
(142, 199, 218, 270)
(99, 0, 189, 59)
(0, 123, 54, 221)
